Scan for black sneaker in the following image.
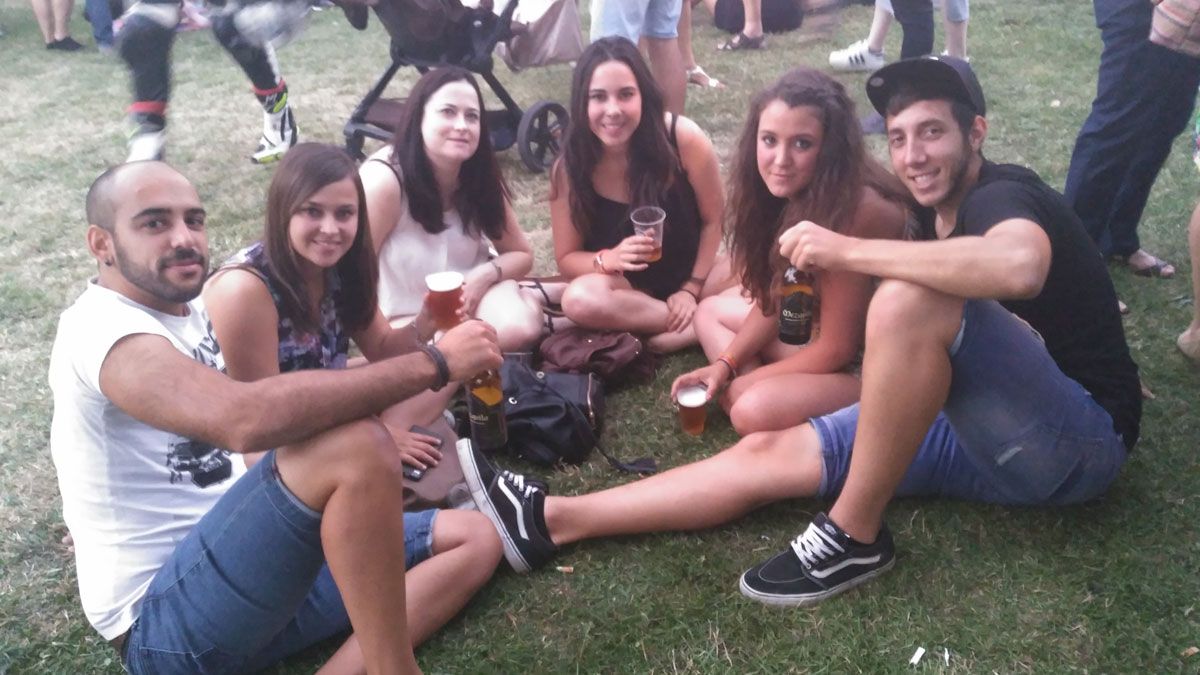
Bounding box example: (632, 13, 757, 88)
(457, 439, 556, 573)
(739, 512, 895, 606)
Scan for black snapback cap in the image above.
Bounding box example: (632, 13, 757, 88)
(866, 55, 986, 118)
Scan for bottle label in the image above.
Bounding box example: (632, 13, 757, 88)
(468, 384, 508, 451)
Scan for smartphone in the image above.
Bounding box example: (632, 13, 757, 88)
(403, 424, 445, 482)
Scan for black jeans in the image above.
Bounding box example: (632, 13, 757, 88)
(890, 0, 933, 59)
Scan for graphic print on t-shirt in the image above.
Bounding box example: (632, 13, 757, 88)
(167, 312, 235, 488)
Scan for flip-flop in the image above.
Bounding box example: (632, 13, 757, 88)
(717, 32, 764, 51)
(686, 65, 725, 89)
(518, 278, 563, 313)
(1110, 252, 1176, 278)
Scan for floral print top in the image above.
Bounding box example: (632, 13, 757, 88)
(223, 242, 350, 372)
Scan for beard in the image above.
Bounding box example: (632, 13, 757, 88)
(113, 237, 208, 305)
(940, 142, 975, 208)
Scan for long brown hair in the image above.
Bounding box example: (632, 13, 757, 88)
(387, 66, 510, 241)
(727, 68, 908, 310)
(261, 143, 377, 334)
(552, 37, 678, 239)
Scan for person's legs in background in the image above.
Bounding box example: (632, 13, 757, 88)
(33, 0, 83, 49)
(1100, 42, 1200, 271)
(1063, 0, 1182, 272)
(829, 0, 891, 72)
(1178, 198, 1200, 362)
(942, 0, 967, 59)
(679, 0, 723, 88)
(85, 0, 114, 50)
(211, 8, 300, 164)
(889, 0, 933, 59)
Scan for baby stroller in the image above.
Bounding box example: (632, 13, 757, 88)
(342, 0, 572, 172)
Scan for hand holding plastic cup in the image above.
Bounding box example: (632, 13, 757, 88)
(424, 271, 465, 331)
(630, 206, 666, 263)
(676, 384, 708, 436)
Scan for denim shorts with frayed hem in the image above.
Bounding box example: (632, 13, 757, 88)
(123, 450, 437, 674)
(590, 0, 681, 42)
(812, 299, 1126, 506)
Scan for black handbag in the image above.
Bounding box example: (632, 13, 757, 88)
(501, 358, 656, 474)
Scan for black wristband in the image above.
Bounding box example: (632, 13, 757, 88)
(418, 344, 451, 391)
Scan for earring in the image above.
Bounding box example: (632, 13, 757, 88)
(104, 259, 114, 267)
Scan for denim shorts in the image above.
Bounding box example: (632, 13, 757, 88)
(590, 0, 681, 42)
(811, 299, 1126, 506)
(123, 450, 438, 674)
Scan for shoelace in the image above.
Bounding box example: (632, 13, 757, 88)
(501, 470, 539, 498)
(789, 522, 844, 568)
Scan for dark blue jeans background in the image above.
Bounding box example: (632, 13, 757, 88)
(1064, 0, 1200, 257)
(890, 0, 934, 59)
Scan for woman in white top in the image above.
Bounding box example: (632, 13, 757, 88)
(360, 66, 549, 354)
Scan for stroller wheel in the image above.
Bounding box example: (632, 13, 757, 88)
(517, 100, 568, 173)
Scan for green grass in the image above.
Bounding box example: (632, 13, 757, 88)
(2, 0, 1200, 672)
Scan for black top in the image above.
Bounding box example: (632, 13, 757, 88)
(934, 161, 1142, 450)
(581, 116, 703, 301)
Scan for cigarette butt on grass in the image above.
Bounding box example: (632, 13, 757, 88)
(555, 565, 574, 574)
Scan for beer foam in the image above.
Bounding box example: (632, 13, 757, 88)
(425, 271, 465, 292)
(677, 386, 708, 408)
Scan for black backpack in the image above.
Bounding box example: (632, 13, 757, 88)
(501, 358, 655, 474)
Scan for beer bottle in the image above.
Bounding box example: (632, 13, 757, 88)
(467, 367, 508, 452)
(778, 265, 817, 345)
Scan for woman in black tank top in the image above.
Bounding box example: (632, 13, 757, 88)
(549, 37, 729, 354)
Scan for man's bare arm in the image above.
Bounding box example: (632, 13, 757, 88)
(99, 322, 500, 453)
(782, 218, 1053, 301)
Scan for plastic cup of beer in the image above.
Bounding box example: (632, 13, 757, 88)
(676, 385, 708, 436)
(425, 271, 464, 331)
(630, 206, 666, 263)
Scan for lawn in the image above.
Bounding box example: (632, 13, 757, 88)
(1, 0, 1199, 672)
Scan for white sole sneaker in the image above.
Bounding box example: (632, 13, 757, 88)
(829, 39, 885, 72)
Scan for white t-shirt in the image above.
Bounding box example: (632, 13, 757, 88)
(370, 154, 494, 319)
(48, 283, 246, 640)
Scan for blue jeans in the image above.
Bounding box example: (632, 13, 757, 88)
(86, 0, 114, 46)
(1064, 0, 1200, 257)
(812, 300, 1126, 506)
(123, 451, 437, 674)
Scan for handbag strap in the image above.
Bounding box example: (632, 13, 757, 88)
(594, 442, 657, 475)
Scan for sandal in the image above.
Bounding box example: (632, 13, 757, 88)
(686, 65, 724, 89)
(1110, 250, 1176, 278)
(518, 278, 563, 313)
(717, 32, 764, 51)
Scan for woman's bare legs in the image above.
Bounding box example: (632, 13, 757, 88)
(543, 424, 825, 546)
(318, 511, 503, 674)
(1177, 200, 1200, 362)
(724, 371, 861, 435)
(476, 280, 544, 352)
(943, 19, 967, 59)
(867, 0, 894, 53)
(693, 288, 754, 361)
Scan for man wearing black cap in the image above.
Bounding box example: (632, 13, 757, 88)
(733, 55, 1142, 605)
